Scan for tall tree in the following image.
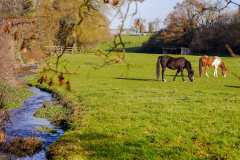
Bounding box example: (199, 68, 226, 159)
(35, 0, 110, 49)
(0, 0, 33, 17)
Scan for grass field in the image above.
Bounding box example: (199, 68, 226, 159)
(96, 35, 150, 52)
(29, 50, 240, 160)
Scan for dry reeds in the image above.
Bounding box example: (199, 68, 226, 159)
(0, 130, 6, 144)
(4, 137, 42, 157)
(37, 75, 48, 84)
(58, 73, 65, 86)
(65, 80, 71, 91)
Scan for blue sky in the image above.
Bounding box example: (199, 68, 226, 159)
(109, 0, 183, 29)
(108, 0, 239, 29)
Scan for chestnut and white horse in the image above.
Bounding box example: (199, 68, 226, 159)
(199, 55, 227, 78)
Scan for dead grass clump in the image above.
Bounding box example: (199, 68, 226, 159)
(37, 75, 48, 84)
(4, 137, 42, 157)
(48, 78, 54, 87)
(0, 130, 6, 144)
(58, 73, 65, 86)
(65, 80, 71, 91)
(0, 109, 9, 129)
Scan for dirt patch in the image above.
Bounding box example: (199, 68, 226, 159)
(3, 137, 42, 157)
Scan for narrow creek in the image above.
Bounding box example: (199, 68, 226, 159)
(4, 87, 64, 160)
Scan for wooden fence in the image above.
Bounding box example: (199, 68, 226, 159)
(44, 46, 87, 54)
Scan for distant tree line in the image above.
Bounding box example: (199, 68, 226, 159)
(142, 0, 240, 56)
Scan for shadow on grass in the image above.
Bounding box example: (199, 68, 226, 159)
(48, 131, 230, 160)
(225, 85, 240, 88)
(125, 47, 155, 54)
(113, 46, 234, 57)
(115, 77, 158, 82)
(115, 75, 189, 82)
(48, 132, 156, 160)
(79, 133, 150, 160)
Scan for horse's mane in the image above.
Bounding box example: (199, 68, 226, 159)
(185, 60, 193, 71)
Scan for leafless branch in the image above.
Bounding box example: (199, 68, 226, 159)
(203, 0, 240, 12)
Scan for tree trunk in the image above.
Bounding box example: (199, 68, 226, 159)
(225, 44, 239, 57)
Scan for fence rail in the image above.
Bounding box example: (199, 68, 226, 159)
(44, 46, 87, 54)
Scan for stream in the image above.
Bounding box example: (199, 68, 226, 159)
(4, 87, 64, 160)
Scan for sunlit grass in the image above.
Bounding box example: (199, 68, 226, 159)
(96, 35, 150, 51)
(29, 50, 240, 160)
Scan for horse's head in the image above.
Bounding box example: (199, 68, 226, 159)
(186, 61, 194, 82)
(222, 70, 227, 78)
(188, 70, 194, 82)
(220, 62, 227, 78)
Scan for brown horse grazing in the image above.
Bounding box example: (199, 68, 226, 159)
(156, 55, 194, 82)
(199, 55, 227, 78)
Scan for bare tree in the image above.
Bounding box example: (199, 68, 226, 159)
(107, 0, 144, 50)
(133, 18, 145, 33)
(143, 0, 240, 55)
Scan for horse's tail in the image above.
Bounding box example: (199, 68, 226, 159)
(156, 56, 162, 80)
(199, 58, 203, 77)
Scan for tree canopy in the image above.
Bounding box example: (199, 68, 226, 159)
(35, 0, 111, 49)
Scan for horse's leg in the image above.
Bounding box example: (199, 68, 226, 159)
(180, 68, 185, 82)
(173, 69, 180, 81)
(214, 66, 218, 78)
(213, 66, 216, 77)
(205, 66, 209, 78)
(162, 67, 166, 82)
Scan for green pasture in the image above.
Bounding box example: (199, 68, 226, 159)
(96, 35, 150, 51)
(30, 51, 240, 160)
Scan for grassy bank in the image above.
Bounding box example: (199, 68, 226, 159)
(34, 102, 71, 129)
(29, 52, 240, 160)
(0, 82, 30, 109)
